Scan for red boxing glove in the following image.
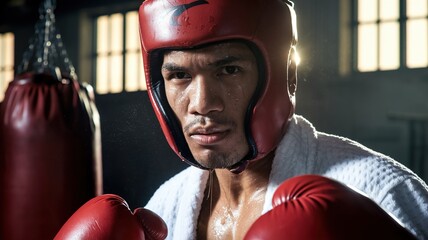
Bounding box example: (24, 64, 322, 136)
(54, 194, 167, 240)
(244, 175, 416, 240)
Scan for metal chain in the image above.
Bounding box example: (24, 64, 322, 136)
(17, 0, 76, 80)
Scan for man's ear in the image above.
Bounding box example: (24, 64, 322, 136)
(287, 47, 298, 97)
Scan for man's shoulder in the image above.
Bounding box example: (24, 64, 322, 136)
(292, 115, 389, 157)
(148, 167, 200, 200)
(314, 132, 419, 202)
(289, 115, 392, 166)
(144, 166, 207, 213)
(315, 131, 411, 180)
(144, 166, 208, 238)
(317, 131, 386, 159)
(291, 116, 417, 195)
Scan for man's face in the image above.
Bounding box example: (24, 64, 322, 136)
(161, 42, 258, 169)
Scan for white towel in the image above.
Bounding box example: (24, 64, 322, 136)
(145, 115, 428, 239)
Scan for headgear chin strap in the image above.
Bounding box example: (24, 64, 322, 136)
(139, 0, 298, 171)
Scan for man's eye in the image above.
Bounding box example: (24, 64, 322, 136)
(172, 72, 191, 79)
(221, 66, 240, 75)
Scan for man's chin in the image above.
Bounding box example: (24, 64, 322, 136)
(197, 161, 234, 170)
(191, 146, 248, 169)
(195, 156, 244, 171)
(195, 157, 239, 170)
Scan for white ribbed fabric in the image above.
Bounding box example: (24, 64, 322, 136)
(145, 115, 428, 240)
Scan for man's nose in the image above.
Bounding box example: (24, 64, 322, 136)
(188, 75, 224, 115)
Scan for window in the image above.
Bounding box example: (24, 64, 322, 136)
(407, 0, 428, 68)
(0, 32, 14, 101)
(355, 0, 428, 72)
(94, 11, 146, 94)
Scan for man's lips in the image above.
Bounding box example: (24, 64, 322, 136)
(189, 127, 229, 146)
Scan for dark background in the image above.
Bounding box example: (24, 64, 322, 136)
(1, 0, 428, 209)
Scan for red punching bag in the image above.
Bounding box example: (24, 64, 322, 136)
(0, 0, 102, 239)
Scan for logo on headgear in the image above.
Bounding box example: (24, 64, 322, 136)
(169, 0, 209, 26)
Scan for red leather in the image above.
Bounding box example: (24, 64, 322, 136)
(54, 194, 168, 240)
(0, 72, 102, 240)
(244, 175, 416, 240)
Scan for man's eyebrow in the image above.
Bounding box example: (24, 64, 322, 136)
(161, 55, 248, 71)
(161, 63, 185, 72)
(209, 56, 243, 67)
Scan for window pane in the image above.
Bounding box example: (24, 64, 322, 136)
(379, 22, 400, 70)
(125, 11, 139, 92)
(0, 36, 4, 68)
(4, 70, 13, 88)
(407, 19, 428, 68)
(380, 0, 399, 20)
(125, 11, 147, 91)
(97, 16, 109, 54)
(110, 54, 123, 93)
(358, 0, 378, 22)
(126, 11, 140, 51)
(358, 24, 378, 71)
(0, 33, 14, 102)
(126, 53, 139, 92)
(4, 33, 14, 67)
(110, 14, 123, 53)
(96, 12, 146, 93)
(407, 0, 428, 18)
(4, 33, 14, 93)
(96, 55, 109, 94)
(0, 71, 7, 101)
(2, 70, 14, 102)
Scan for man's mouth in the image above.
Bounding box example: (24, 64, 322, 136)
(189, 127, 229, 146)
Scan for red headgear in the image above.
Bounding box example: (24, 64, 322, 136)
(139, 0, 298, 170)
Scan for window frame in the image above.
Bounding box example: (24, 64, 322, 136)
(91, 9, 146, 95)
(0, 32, 15, 102)
(352, 0, 428, 73)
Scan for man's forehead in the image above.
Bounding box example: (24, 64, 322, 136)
(163, 41, 255, 62)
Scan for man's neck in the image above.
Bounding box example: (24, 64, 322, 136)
(197, 152, 275, 239)
(213, 152, 274, 208)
